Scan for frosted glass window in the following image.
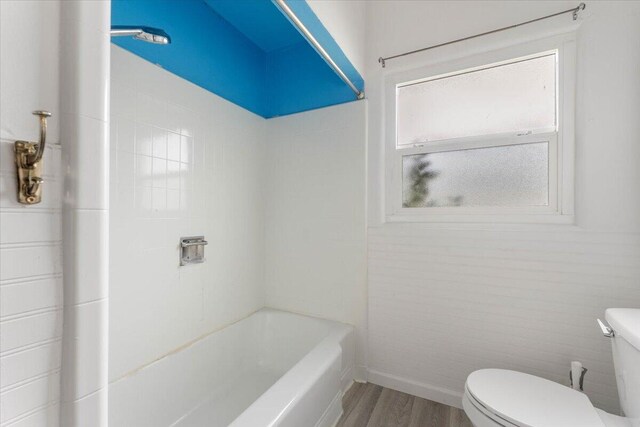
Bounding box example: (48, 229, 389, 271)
(396, 53, 556, 148)
(402, 143, 549, 208)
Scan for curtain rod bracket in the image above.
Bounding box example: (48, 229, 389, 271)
(573, 3, 586, 20)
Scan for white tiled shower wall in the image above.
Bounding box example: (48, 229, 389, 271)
(265, 102, 368, 376)
(0, 1, 63, 425)
(109, 46, 266, 381)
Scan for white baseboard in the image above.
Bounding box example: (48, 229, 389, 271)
(342, 379, 354, 396)
(341, 365, 354, 393)
(367, 369, 464, 409)
(353, 365, 368, 383)
(342, 364, 369, 393)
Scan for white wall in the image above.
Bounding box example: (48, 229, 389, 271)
(264, 100, 368, 377)
(365, 1, 640, 413)
(0, 1, 63, 425)
(307, 0, 366, 78)
(109, 46, 266, 382)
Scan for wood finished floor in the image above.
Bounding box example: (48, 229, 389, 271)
(337, 383, 474, 427)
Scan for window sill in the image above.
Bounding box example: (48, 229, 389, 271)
(385, 213, 575, 226)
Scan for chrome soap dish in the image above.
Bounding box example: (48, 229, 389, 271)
(180, 236, 208, 265)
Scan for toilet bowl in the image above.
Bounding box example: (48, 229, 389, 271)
(463, 309, 640, 427)
(463, 369, 631, 427)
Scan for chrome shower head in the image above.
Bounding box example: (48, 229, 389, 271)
(110, 26, 171, 45)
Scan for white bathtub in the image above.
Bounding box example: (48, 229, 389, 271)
(109, 309, 355, 426)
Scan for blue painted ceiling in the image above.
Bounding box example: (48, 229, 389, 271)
(111, 0, 364, 118)
(203, 0, 300, 52)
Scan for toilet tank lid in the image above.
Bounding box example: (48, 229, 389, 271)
(606, 308, 640, 351)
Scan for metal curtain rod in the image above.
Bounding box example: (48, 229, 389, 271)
(274, 0, 364, 99)
(378, 3, 586, 68)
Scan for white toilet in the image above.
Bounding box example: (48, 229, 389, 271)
(463, 308, 640, 427)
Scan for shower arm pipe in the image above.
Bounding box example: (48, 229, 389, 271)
(378, 3, 586, 67)
(274, 0, 364, 100)
(110, 28, 145, 37)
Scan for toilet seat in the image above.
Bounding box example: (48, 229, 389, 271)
(465, 369, 605, 427)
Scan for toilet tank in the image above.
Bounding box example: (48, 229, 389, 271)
(605, 308, 640, 418)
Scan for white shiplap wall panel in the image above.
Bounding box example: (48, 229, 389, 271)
(1, 404, 60, 427)
(1, 4, 63, 421)
(0, 372, 60, 425)
(0, 144, 63, 427)
(1, 342, 62, 390)
(0, 278, 62, 319)
(0, 244, 62, 284)
(0, 213, 62, 245)
(368, 225, 640, 412)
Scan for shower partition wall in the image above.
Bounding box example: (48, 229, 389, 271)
(59, 1, 111, 425)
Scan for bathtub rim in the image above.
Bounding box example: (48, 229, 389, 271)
(228, 310, 354, 427)
(108, 307, 355, 427)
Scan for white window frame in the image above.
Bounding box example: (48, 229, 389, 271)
(385, 34, 576, 224)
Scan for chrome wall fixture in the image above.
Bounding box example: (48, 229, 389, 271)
(597, 318, 615, 338)
(14, 110, 51, 204)
(110, 26, 171, 44)
(180, 236, 208, 265)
